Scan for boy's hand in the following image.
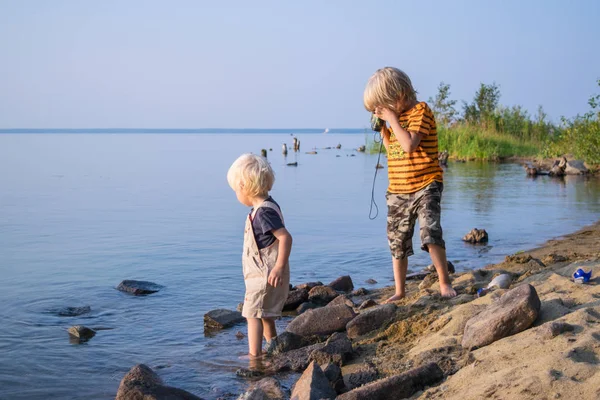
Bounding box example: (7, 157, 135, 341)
(268, 266, 285, 287)
(375, 106, 397, 123)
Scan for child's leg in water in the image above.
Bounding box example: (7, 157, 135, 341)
(262, 318, 277, 343)
(429, 244, 457, 298)
(246, 318, 263, 358)
(386, 256, 408, 303)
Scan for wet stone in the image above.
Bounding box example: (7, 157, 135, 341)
(328, 275, 354, 292)
(117, 280, 164, 295)
(203, 309, 244, 330)
(57, 306, 91, 317)
(68, 325, 96, 342)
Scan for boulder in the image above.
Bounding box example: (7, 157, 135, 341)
(365, 278, 378, 285)
(462, 284, 541, 349)
(204, 309, 244, 330)
(283, 289, 309, 311)
(462, 228, 488, 244)
(308, 286, 339, 305)
(327, 295, 354, 308)
(266, 331, 312, 355)
(565, 159, 589, 175)
(321, 363, 344, 393)
(328, 275, 354, 292)
(286, 304, 356, 337)
(272, 343, 326, 372)
(295, 281, 323, 291)
(346, 304, 397, 338)
(290, 361, 336, 400)
(342, 363, 378, 391)
(337, 363, 443, 400)
(351, 288, 368, 296)
(296, 302, 320, 314)
(117, 280, 164, 295)
(115, 364, 203, 400)
(237, 377, 286, 400)
(68, 325, 96, 342)
(309, 332, 353, 365)
(358, 299, 377, 310)
(57, 306, 91, 317)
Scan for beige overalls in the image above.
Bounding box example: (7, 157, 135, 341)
(241, 201, 290, 319)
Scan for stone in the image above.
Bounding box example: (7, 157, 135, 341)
(272, 343, 326, 372)
(337, 363, 443, 400)
(419, 273, 439, 290)
(290, 361, 336, 400)
(351, 288, 368, 296)
(308, 286, 339, 305)
(204, 309, 244, 330)
(346, 304, 397, 338)
(286, 304, 356, 337)
(116, 364, 203, 400)
(296, 302, 320, 314)
(358, 299, 377, 310)
(462, 284, 541, 350)
(117, 280, 164, 295)
(425, 261, 455, 274)
(565, 159, 589, 175)
(235, 331, 245, 339)
(283, 289, 309, 311)
(295, 281, 323, 291)
(236, 368, 264, 378)
(406, 271, 430, 280)
(68, 325, 96, 342)
(328, 275, 354, 292)
(327, 294, 354, 308)
(57, 306, 91, 317)
(237, 377, 286, 400)
(266, 331, 312, 355)
(537, 321, 575, 339)
(322, 363, 344, 393)
(309, 332, 353, 365)
(462, 228, 488, 244)
(365, 278, 378, 284)
(357, 145, 366, 152)
(342, 364, 378, 391)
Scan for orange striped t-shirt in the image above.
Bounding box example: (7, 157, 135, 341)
(387, 102, 443, 194)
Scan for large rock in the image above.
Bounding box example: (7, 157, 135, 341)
(327, 294, 354, 308)
(295, 281, 323, 291)
(296, 302, 320, 314)
(322, 363, 344, 393)
(204, 309, 244, 330)
(116, 364, 203, 400)
(290, 361, 336, 400)
(462, 228, 488, 244)
(462, 284, 541, 349)
(272, 343, 326, 372)
(337, 363, 443, 400)
(286, 304, 356, 337)
(308, 286, 339, 305)
(328, 275, 354, 292)
(266, 331, 312, 355)
(309, 332, 353, 365)
(565, 159, 589, 175)
(237, 377, 286, 400)
(117, 280, 164, 295)
(68, 325, 96, 342)
(283, 289, 309, 311)
(346, 304, 397, 338)
(342, 364, 378, 391)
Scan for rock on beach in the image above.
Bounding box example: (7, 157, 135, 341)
(286, 304, 356, 337)
(116, 364, 203, 400)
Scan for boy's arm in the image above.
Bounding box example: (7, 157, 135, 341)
(267, 227, 292, 287)
(377, 107, 424, 153)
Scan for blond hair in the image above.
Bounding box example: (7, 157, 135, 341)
(227, 153, 274, 197)
(363, 67, 417, 112)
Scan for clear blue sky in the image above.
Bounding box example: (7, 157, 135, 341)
(1, 0, 598, 129)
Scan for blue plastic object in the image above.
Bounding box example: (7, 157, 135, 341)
(573, 268, 592, 283)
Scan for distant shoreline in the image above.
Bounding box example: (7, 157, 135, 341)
(0, 128, 366, 134)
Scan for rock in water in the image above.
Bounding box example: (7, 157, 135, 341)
(238, 377, 286, 400)
(295, 281, 323, 290)
(565, 159, 589, 175)
(117, 280, 164, 295)
(204, 309, 244, 330)
(462, 228, 489, 244)
(286, 304, 356, 337)
(57, 306, 91, 317)
(462, 284, 541, 350)
(116, 364, 203, 400)
(346, 304, 397, 338)
(290, 361, 336, 400)
(337, 363, 443, 400)
(266, 331, 312, 355)
(283, 289, 309, 311)
(328, 275, 354, 292)
(68, 325, 96, 342)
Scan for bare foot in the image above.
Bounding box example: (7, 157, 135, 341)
(384, 293, 405, 303)
(440, 283, 457, 298)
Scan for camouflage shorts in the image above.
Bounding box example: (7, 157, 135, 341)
(386, 181, 445, 259)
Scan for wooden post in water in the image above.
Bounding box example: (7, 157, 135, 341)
(261, 149, 267, 158)
(282, 143, 288, 156)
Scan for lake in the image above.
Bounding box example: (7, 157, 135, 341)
(0, 133, 599, 399)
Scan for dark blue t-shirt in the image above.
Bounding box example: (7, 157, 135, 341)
(251, 197, 285, 249)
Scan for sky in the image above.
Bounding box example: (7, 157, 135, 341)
(0, 0, 598, 129)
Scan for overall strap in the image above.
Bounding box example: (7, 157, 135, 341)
(253, 201, 285, 225)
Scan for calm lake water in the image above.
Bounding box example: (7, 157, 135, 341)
(1, 133, 599, 399)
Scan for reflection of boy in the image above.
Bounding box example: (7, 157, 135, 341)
(227, 154, 292, 359)
(364, 67, 456, 301)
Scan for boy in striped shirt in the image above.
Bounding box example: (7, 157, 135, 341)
(364, 67, 456, 301)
